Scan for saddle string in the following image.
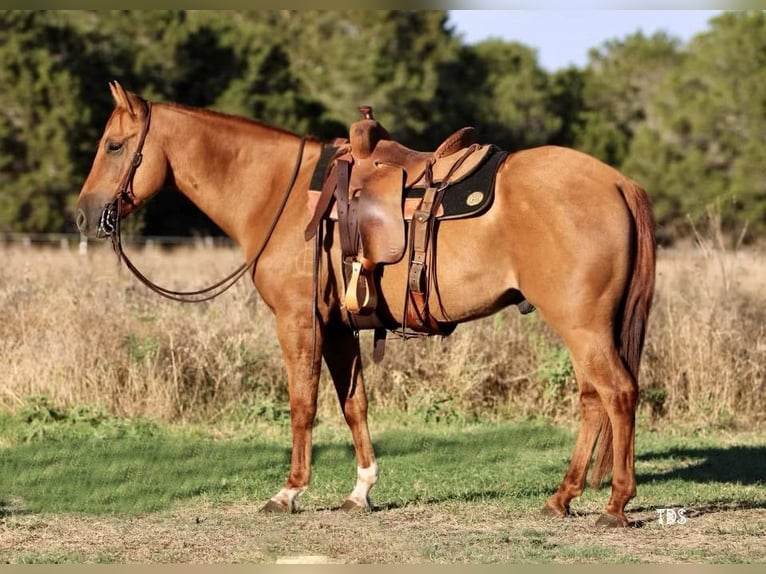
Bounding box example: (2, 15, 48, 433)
(109, 121, 307, 303)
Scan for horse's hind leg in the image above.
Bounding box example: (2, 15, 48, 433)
(558, 330, 638, 527)
(542, 374, 604, 517)
(322, 323, 378, 511)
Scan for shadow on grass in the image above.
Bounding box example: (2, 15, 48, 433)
(0, 499, 34, 518)
(629, 445, 766, 527)
(637, 444, 766, 486)
(627, 499, 766, 529)
(6, 425, 760, 519)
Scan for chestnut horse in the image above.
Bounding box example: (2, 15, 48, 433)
(76, 82, 655, 527)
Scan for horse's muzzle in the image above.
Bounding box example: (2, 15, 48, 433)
(75, 194, 115, 239)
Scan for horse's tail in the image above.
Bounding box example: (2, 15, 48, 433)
(590, 178, 657, 488)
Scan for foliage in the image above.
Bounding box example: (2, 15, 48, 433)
(0, 12, 91, 232)
(1, 395, 161, 443)
(274, 11, 463, 148)
(622, 12, 766, 239)
(459, 39, 562, 150)
(575, 31, 681, 168)
(0, 10, 764, 242)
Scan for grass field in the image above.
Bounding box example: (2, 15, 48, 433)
(0, 236, 764, 563)
(0, 409, 764, 563)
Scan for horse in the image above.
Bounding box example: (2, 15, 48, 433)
(75, 81, 655, 528)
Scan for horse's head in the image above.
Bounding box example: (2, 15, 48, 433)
(75, 81, 168, 238)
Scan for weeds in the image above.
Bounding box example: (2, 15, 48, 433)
(0, 396, 161, 443)
(0, 235, 764, 429)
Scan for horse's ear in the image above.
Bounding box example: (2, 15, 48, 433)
(109, 81, 131, 111)
(108, 80, 144, 118)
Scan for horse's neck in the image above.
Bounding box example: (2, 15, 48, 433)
(157, 104, 300, 246)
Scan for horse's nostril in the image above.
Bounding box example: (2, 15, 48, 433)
(75, 209, 87, 233)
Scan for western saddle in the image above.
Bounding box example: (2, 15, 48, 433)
(305, 106, 506, 360)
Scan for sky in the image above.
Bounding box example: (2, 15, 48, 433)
(447, 10, 724, 71)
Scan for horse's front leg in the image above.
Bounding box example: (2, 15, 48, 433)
(322, 323, 378, 511)
(260, 318, 323, 513)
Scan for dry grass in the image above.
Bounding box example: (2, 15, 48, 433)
(2, 499, 764, 563)
(1, 236, 764, 428)
(0, 242, 282, 422)
(644, 245, 766, 428)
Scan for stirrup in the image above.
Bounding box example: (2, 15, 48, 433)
(345, 258, 377, 315)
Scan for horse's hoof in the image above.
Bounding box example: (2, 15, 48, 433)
(260, 499, 291, 514)
(339, 498, 370, 512)
(541, 502, 569, 518)
(595, 512, 628, 528)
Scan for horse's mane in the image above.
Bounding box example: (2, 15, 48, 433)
(162, 101, 306, 140)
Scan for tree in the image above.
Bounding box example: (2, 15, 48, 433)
(543, 66, 587, 148)
(272, 10, 463, 149)
(622, 12, 766, 238)
(575, 31, 682, 168)
(460, 39, 560, 150)
(0, 12, 91, 233)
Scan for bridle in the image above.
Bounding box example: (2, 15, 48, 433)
(100, 98, 307, 303)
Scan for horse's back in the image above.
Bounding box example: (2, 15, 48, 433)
(500, 145, 627, 200)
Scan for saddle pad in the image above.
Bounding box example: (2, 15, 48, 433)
(309, 144, 340, 192)
(405, 147, 508, 220)
(307, 145, 508, 221)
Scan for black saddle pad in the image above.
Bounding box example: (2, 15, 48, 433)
(309, 144, 508, 220)
(405, 147, 508, 219)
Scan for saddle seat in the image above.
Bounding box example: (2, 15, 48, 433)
(349, 106, 491, 194)
(349, 108, 492, 269)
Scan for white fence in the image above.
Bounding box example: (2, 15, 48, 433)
(1, 232, 234, 254)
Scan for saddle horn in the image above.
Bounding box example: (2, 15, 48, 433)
(350, 105, 390, 159)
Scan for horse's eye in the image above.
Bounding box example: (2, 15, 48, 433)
(106, 140, 124, 153)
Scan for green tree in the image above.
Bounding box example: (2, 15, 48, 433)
(623, 12, 766, 239)
(575, 31, 682, 168)
(273, 10, 462, 148)
(460, 39, 560, 150)
(544, 66, 587, 148)
(0, 12, 91, 233)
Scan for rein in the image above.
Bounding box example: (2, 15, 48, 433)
(104, 100, 307, 303)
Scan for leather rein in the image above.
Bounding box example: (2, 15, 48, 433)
(100, 99, 307, 303)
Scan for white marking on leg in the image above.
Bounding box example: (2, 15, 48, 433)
(270, 486, 306, 513)
(347, 462, 378, 509)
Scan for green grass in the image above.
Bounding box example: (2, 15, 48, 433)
(1, 401, 764, 519)
(15, 551, 117, 564)
(1, 402, 764, 563)
(0, 408, 571, 514)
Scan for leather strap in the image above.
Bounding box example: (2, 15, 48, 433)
(408, 182, 438, 294)
(403, 162, 446, 334)
(334, 159, 359, 258)
(304, 146, 348, 241)
(304, 161, 338, 241)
